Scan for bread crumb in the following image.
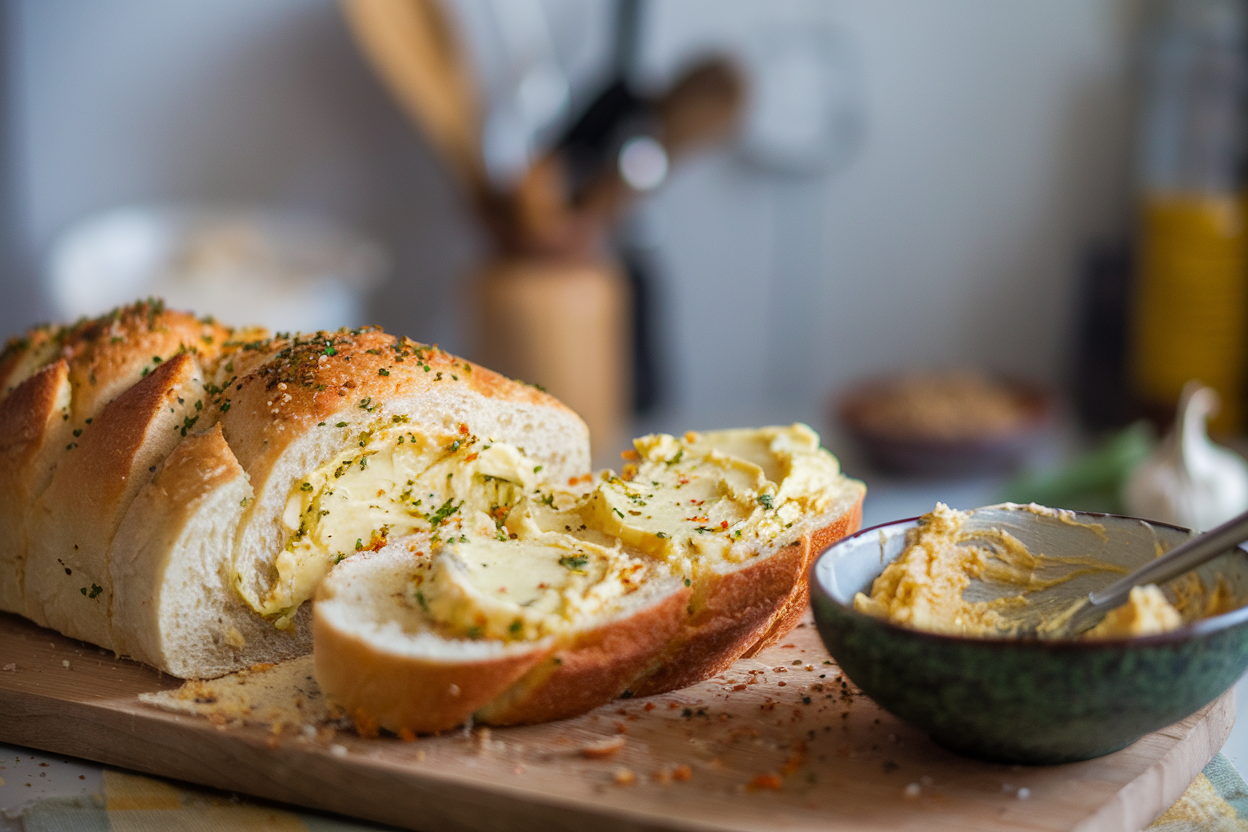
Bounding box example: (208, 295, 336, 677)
(330, 744, 348, 757)
(904, 782, 921, 798)
(612, 767, 637, 786)
(3, 663, 15, 672)
(61, 660, 70, 669)
(224, 628, 245, 649)
(352, 708, 380, 739)
(448, 684, 461, 697)
(580, 737, 626, 759)
(1017, 787, 1031, 799)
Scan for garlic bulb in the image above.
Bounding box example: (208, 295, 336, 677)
(1123, 383, 1248, 531)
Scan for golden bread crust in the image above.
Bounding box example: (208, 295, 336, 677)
(744, 498, 864, 657)
(473, 586, 690, 726)
(214, 329, 579, 476)
(0, 360, 70, 613)
(313, 598, 552, 734)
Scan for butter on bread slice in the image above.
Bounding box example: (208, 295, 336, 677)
(312, 426, 865, 732)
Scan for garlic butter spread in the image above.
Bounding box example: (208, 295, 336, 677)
(590, 425, 846, 583)
(423, 527, 651, 641)
(853, 503, 1122, 637)
(253, 421, 541, 625)
(854, 503, 1240, 639)
(257, 423, 853, 638)
(1084, 586, 1181, 638)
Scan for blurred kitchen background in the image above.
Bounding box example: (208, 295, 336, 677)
(3, 0, 1247, 524)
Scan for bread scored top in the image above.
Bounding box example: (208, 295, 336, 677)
(0, 302, 236, 629)
(0, 301, 591, 676)
(313, 424, 865, 733)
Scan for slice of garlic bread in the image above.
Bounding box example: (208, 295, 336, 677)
(313, 425, 864, 732)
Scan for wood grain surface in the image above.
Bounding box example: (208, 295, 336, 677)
(0, 610, 1232, 832)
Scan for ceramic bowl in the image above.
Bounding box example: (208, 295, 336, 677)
(810, 505, 1248, 764)
(836, 376, 1049, 476)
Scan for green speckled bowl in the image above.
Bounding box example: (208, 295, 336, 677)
(810, 506, 1248, 764)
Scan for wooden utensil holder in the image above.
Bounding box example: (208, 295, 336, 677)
(472, 256, 631, 465)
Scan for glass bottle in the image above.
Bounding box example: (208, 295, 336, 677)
(1131, 0, 1248, 434)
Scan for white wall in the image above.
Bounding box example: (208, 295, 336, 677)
(636, 0, 1140, 431)
(4, 0, 1140, 437)
(8, 0, 480, 350)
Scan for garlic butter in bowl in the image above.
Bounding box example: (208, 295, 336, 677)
(810, 503, 1248, 763)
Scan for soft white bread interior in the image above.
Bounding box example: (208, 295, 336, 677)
(313, 425, 864, 733)
(109, 423, 312, 677)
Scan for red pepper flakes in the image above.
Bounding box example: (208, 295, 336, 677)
(352, 708, 380, 739)
(748, 773, 783, 792)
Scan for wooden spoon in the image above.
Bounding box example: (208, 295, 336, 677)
(340, 0, 488, 199)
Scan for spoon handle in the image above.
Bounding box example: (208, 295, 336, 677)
(1087, 508, 1248, 608)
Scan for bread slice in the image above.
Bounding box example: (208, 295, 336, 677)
(314, 538, 688, 734)
(585, 426, 865, 697)
(313, 425, 864, 733)
(314, 546, 558, 734)
(0, 360, 71, 614)
(24, 352, 209, 645)
(628, 489, 863, 696)
(109, 423, 314, 677)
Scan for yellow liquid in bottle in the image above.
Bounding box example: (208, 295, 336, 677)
(1131, 193, 1248, 433)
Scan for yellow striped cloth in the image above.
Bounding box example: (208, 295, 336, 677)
(16, 754, 1248, 831)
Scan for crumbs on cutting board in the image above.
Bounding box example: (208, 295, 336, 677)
(133, 618, 1034, 805)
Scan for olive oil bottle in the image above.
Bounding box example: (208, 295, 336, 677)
(1130, 0, 1248, 435)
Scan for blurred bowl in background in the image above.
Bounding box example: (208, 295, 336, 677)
(836, 370, 1050, 477)
(49, 205, 388, 332)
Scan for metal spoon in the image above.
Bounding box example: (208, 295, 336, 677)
(1054, 507, 1248, 638)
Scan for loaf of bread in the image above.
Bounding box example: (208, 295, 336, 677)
(0, 300, 864, 730)
(0, 300, 590, 677)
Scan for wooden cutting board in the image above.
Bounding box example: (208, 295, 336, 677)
(0, 610, 1232, 832)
